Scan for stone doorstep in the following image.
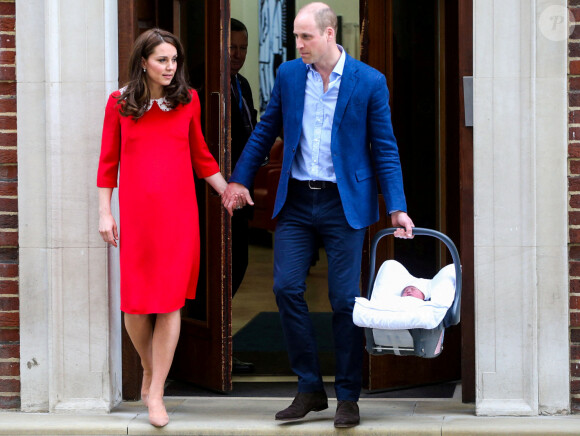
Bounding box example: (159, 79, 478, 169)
(0, 398, 579, 435)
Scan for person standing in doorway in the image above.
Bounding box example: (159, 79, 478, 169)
(222, 2, 414, 428)
(97, 28, 230, 428)
(229, 18, 259, 374)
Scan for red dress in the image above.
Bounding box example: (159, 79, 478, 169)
(97, 90, 220, 314)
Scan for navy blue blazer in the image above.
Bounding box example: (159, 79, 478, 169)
(230, 54, 407, 230)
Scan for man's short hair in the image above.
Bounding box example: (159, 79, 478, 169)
(298, 3, 338, 34)
(313, 5, 338, 34)
(231, 18, 248, 36)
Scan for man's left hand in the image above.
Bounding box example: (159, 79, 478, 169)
(391, 211, 414, 238)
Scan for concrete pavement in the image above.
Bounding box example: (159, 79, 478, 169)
(1, 391, 579, 435)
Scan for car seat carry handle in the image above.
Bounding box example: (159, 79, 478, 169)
(366, 227, 462, 327)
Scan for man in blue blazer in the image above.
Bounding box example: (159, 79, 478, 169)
(223, 2, 414, 428)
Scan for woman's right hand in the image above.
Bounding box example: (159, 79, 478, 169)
(99, 212, 118, 247)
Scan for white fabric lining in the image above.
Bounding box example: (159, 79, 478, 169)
(353, 261, 456, 330)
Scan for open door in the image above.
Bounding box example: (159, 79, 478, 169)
(360, 0, 473, 398)
(169, 0, 232, 393)
(118, 0, 232, 397)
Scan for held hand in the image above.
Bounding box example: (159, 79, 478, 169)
(391, 211, 414, 239)
(222, 182, 254, 217)
(99, 212, 118, 247)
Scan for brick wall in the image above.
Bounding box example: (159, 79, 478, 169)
(571, 0, 580, 415)
(0, 0, 18, 410)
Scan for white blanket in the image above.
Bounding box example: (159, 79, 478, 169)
(353, 261, 456, 330)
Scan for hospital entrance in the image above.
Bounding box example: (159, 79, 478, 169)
(118, 0, 473, 402)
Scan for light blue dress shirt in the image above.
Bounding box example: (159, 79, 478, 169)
(291, 46, 346, 182)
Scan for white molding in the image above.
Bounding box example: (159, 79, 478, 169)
(476, 399, 537, 417)
(17, 0, 121, 413)
(473, 0, 569, 415)
(52, 398, 112, 414)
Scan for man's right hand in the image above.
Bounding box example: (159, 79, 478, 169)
(222, 182, 254, 216)
(391, 211, 414, 239)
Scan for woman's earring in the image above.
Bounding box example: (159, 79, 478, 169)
(143, 68, 146, 73)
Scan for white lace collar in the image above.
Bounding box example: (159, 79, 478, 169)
(146, 96, 171, 112)
(118, 87, 172, 112)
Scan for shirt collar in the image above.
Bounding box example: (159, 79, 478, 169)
(306, 45, 347, 78)
(146, 96, 171, 112)
(334, 45, 346, 76)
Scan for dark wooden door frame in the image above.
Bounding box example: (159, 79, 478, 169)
(117, 1, 143, 400)
(457, 0, 474, 404)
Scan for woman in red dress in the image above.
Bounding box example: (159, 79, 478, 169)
(97, 28, 233, 427)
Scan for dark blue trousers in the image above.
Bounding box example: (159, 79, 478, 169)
(273, 181, 366, 401)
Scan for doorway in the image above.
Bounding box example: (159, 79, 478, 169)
(117, 0, 474, 401)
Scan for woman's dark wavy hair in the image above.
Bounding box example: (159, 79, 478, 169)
(117, 28, 191, 119)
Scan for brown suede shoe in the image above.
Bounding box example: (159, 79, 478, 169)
(334, 400, 360, 428)
(275, 391, 328, 421)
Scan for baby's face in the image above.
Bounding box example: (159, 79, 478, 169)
(401, 285, 425, 300)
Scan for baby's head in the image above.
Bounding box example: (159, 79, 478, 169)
(401, 285, 425, 300)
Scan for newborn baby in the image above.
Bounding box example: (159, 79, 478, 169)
(398, 274, 431, 301)
(401, 285, 425, 300)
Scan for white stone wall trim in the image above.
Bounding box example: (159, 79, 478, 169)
(17, 0, 121, 413)
(473, 0, 570, 416)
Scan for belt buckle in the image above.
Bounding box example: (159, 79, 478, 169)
(308, 180, 322, 190)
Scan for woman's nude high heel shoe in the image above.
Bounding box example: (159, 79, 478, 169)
(147, 397, 169, 427)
